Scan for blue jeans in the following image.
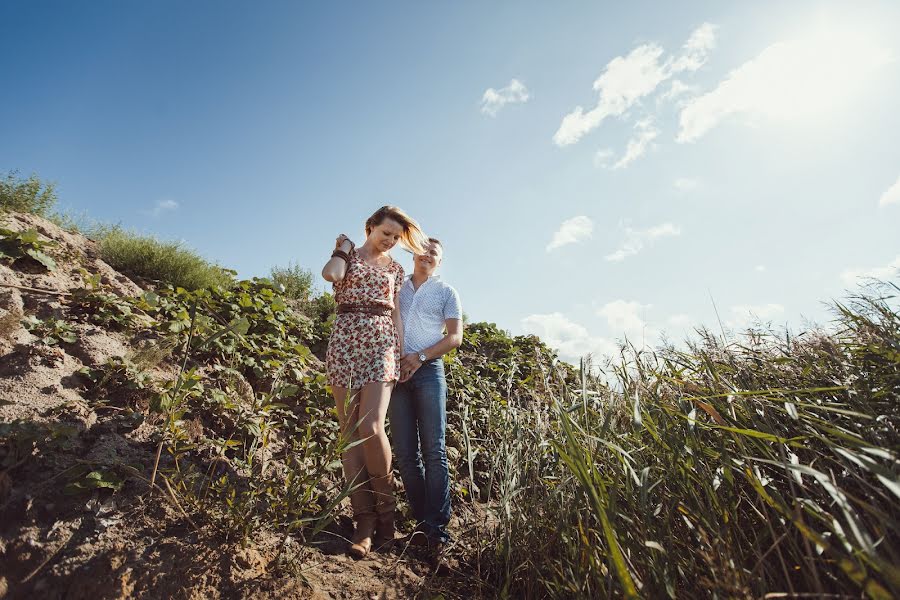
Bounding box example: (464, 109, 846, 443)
(388, 358, 451, 543)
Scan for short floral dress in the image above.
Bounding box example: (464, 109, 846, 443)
(326, 248, 404, 388)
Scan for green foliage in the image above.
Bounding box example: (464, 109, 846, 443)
(463, 286, 900, 599)
(22, 315, 78, 345)
(65, 467, 126, 494)
(0, 227, 57, 270)
(306, 291, 336, 347)
(104, 277, 346, 544)
(445, 321, 577, 500)
(78, 355, 154, 403)
(94, 225, 234, 290)
(0, 171, 57, 216)
(70, 286, 140, 330)
(138, 279, 318, 381)
(269, 262, 314, 301)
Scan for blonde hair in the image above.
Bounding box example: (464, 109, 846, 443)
(365, 206, 429, 255)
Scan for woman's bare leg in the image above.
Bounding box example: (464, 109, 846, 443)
(332, 386, 368, 488)
(333, 385, 377, 556)
(358, 381, 398, 546)
(357, 382, 394, 477)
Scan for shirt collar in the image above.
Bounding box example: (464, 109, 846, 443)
(405, 274, 441, 282)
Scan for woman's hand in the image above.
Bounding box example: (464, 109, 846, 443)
(323, 235, 353, 282)
(335, 234, 354, 252)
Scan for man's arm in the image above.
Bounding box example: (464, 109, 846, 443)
(418, 318, 463, 360)
(400, 318, 462, 377)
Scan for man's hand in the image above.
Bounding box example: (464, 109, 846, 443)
(399, 353, 422, 382)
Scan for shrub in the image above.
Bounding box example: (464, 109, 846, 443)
(0, 171, 57, 216)
(270, 262, 314, 301)
(95, 226, 234, 290)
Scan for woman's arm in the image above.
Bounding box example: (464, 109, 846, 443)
(322, 235, 353, 283)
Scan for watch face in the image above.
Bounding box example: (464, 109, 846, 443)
(418, 353, 427, 362)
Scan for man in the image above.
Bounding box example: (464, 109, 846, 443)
(389, 237, 463, 551)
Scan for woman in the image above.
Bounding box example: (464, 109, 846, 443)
(321, 205, 428, 558)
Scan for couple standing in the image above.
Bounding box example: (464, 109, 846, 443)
(321, 206, 462, 559)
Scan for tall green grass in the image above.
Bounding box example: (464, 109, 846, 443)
(459, 284, 899, 599)
(0, 171, 57, 216)
(95, 226, 234, 290)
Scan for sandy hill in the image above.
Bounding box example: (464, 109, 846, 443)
(0, 212, 473, 599)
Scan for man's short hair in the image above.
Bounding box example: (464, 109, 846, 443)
(428, 237, 443, 248)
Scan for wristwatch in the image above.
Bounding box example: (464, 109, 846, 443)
(418, 352, 427, 363)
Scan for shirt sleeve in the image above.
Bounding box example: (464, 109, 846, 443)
(443, 286, 462, 320)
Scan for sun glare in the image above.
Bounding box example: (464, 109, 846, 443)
(768, 20, 894, 121)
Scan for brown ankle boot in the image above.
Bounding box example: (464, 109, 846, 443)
(370, 473, 397, 549)
(348, 486, 376, 558)
(349, 512, 376, 558)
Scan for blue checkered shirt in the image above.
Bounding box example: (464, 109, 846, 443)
(398, 275, 462, 355)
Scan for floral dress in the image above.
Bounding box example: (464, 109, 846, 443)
(326, 248, 404, 388)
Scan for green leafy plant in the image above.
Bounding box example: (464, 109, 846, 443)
(65, 466, 126, 494)
(0, 227, 57, 271)
(139, 298, 344, 547)
(22, 315, 78, 345)
(70, 285, 140, 330)
(78, 355, 155, 402)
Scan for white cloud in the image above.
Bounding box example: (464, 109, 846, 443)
(481, 79, 530, 117)
(879, 175, 900, 207)
(841, 255, 900, 285)
(597, 300, 654, 341)
(659, 80, 694, 105)
(547, 216, 594, 251)
(612, 118, 659, 169)
(678, 27, 893, 143)
(605, 222, 681, 262)
(554, 22, 717, 146)
(521, 313, 616, 363)
(671, 22, 718, 72)
(667, 314, 693, 328)
(754, 265, 766, 273)
(148, 198, 179, 217)
(594, 148, 615, 168)
(674, 177, 700, 192)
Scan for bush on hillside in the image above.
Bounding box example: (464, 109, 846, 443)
(0, 171, 58, 216)
(270, 262, 314, 301)
(96, 226, 234, 290)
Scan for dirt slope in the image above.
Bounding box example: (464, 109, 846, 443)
(0, 213, 471, 599)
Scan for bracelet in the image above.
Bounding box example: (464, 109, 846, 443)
(331, 249, 350, 262)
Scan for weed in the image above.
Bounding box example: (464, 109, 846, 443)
(0, 171, 57, 216)
(22, 315, 78, 345)
(0, 227, 57, 271)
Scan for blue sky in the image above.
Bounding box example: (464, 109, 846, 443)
(3, 1, 899, 361)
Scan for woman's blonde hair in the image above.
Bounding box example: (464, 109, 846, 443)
(365, 205, 429, 255)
